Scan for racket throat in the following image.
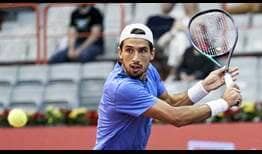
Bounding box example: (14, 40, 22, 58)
(209, 56, 222, 67)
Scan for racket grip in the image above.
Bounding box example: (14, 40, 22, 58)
(224, 73, 241, 111)
(224, 73, 234, 88)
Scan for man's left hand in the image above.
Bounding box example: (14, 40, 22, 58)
(201, 66, 239, 92)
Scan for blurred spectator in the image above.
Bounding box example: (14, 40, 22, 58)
(145, 3, 176, 80)
(146, 3, 176, 41)
(49, 4, 104, 64)
(175, 46, 215, 81)
(0, 10, 6, 31)
(224, 3, 262, 14)
(161, 3, 199, 82)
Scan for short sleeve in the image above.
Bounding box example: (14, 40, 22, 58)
(115, 81, 157, 117)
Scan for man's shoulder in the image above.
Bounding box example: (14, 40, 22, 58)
(109, 77, 140, 91)
(113, 79, 146, 101)
(103, 76, 141, 101)
(104, 68, 137, 90)
(148, 63, 158, 74)
(146, 63, 162, 81)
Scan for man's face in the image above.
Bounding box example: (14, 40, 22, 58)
(118, 38, 155, 78)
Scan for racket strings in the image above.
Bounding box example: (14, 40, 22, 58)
(189, 12, 237, 57)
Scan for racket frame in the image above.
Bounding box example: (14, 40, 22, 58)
(188, 9, 239, 71)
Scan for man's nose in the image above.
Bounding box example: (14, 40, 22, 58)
(132, 51, 140, 62)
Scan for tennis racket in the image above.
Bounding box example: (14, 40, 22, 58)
(188, 9, 239, 108)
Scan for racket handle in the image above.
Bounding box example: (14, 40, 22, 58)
(224, 72, 241, 111)
(224, 72, 234, 88)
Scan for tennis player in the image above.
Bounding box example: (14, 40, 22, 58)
(94, 23, 241, 150)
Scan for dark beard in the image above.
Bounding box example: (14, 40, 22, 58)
(122, 62, 148, 80)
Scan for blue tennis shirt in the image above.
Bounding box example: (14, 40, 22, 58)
(94, 62, 166, 150)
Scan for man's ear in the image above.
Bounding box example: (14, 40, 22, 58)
(118, 46, 123, 60)
(150, 48, 156, 61)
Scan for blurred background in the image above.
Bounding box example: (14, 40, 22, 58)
(0, 3, 261, 150)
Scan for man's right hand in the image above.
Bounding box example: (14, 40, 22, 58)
(222, 84, 242, 107)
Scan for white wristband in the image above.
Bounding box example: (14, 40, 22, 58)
(206, 99, 229, 117)
(188, 81, 209, 103)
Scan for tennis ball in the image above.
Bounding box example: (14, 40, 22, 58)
(7, 108, 28, 128)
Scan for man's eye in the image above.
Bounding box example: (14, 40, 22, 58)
(126, 48, 133, 53)
(140, 49, 148, 53)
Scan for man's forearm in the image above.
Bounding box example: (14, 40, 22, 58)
(170, 104, 211, 126)
(145, 98, 212, 127)
(166, 91, 194, 107)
